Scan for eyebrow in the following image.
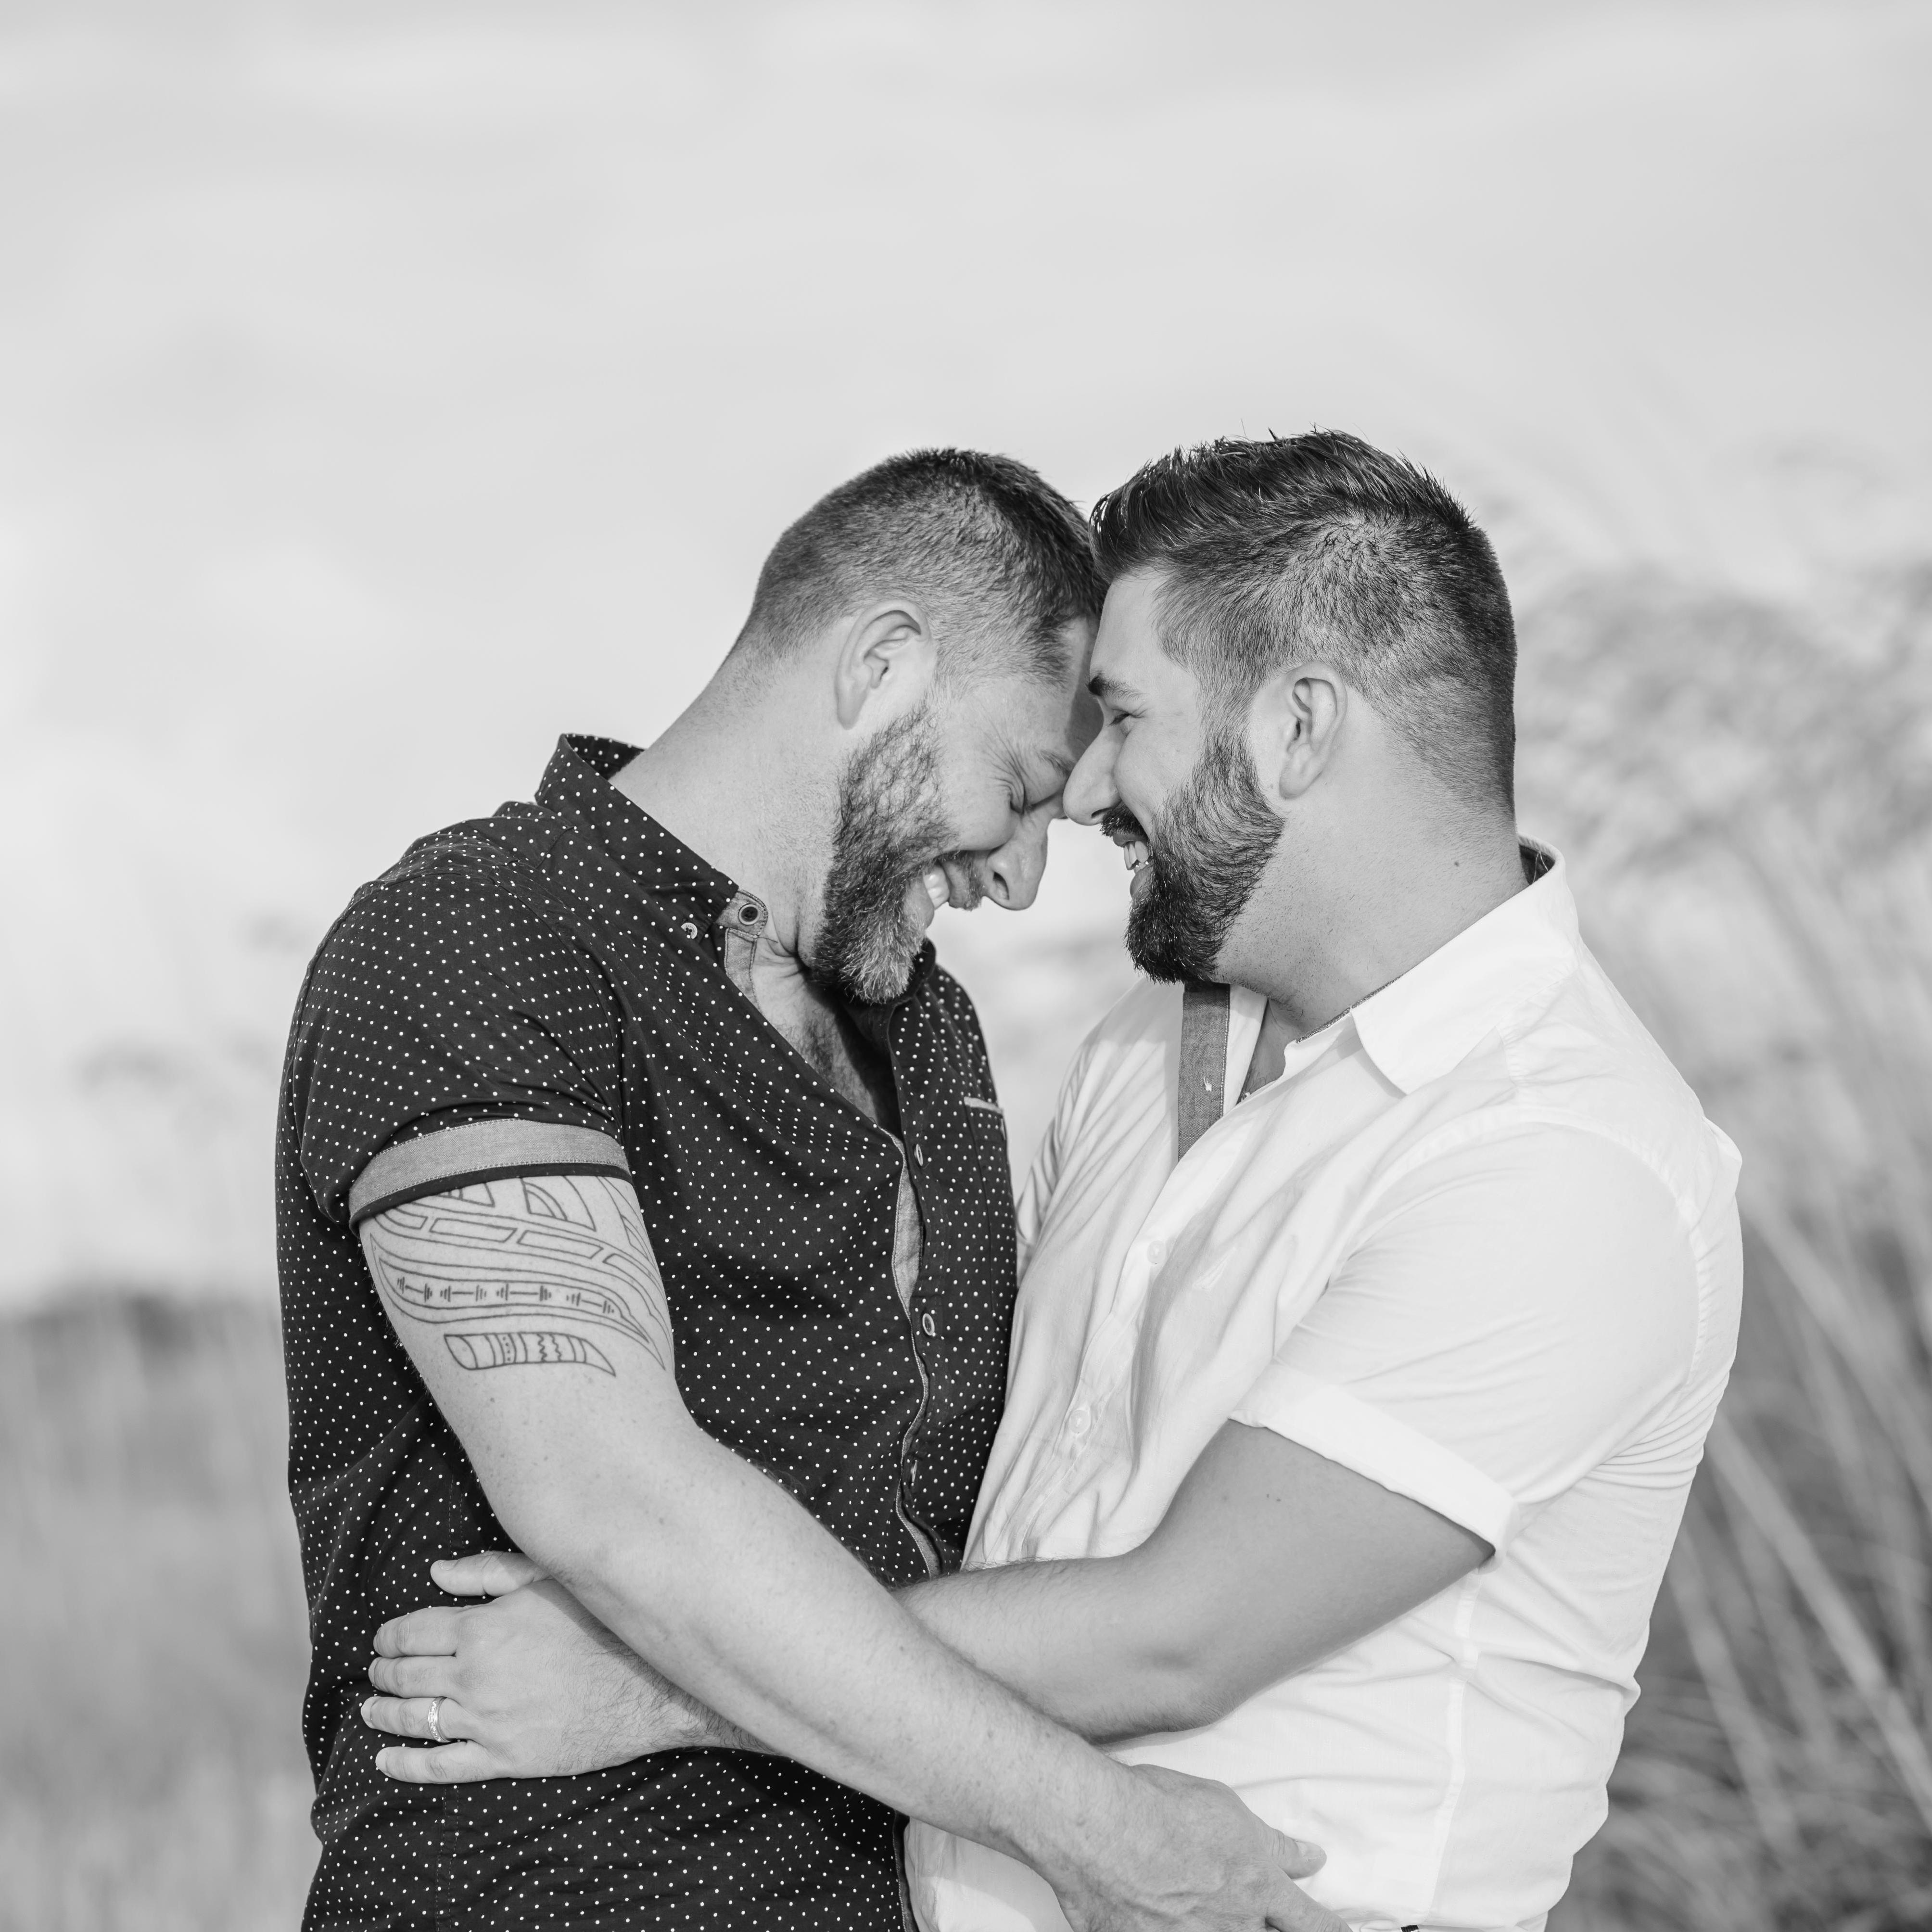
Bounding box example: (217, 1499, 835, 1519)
(1087, 670, 1143, 707)
(1002, 744, 1074, 803)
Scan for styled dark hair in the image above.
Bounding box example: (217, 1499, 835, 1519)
(737, 449, 1104, 684)
(1092, 431, 1517, 810)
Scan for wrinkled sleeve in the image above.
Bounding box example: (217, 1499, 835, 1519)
(289, 842, 630, 1227)
(1230, 1124, 1698, 1556)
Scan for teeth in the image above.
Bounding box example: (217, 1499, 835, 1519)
(1121, 841, 1150, 874)
(923, 866, 949, 909)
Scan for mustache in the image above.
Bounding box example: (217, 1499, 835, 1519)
(937, 850, 990, 911)
(1100, 804, 1151, 845)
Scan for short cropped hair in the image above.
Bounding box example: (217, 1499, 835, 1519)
(1092, 432, 1517, 810)
(736, 449, 1104, 685)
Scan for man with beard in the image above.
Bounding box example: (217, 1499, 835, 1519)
(277, 447, 1336, 1932)
(362, 433, 1742, 1932)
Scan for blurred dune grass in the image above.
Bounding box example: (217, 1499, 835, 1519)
(1527, 568, 1932, 1929)
(3, 570, 1931, 1927)
(0, 1298, 316, 1931)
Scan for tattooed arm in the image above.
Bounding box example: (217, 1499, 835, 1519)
(357, 1172, 1336, 1932)
(362, 1174, 675, 1385)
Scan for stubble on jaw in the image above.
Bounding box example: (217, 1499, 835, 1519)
(810, 706, 953, 1007)
(1112, 732, 1282, 985)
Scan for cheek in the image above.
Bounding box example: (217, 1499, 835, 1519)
(940, 797, 1015, 856)
(1112, 729, 1180, 815)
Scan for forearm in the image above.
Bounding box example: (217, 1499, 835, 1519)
(501, 1425, 1148, 1880)
(898, 1423, 1491, 1743)
(900, 1553, 1214, 1742)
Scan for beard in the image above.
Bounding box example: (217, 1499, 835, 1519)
(811, 705, 963, 1007)
(1107, 730, 1282, 984)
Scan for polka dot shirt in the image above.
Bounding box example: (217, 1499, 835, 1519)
(276, 736, 1020, 1930)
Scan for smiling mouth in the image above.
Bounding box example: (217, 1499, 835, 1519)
(912, 859, 983, 921)
(1102, 807, 1154, 879)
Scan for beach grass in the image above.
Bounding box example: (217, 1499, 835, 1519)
(1529, 570, 1932, 1929)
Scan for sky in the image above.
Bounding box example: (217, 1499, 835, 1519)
(1, 0, 1928, 1299)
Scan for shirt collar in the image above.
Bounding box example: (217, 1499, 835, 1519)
(532, 734, 742, 912)
(528, 733, 937, 1011)
(1345, 840, 1578, 1094)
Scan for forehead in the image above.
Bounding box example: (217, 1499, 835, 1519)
(948, 618, 1097, 768)
(1090, 570, 1195, 697)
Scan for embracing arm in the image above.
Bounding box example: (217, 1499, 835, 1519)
(358, 1172, 1336, 1932)
(901, 1422, 1485, 1741)
(362, 1175, 1086, 1835)
(381, 1424, 1479, 1760)
(904, 1123, 1697, 1739)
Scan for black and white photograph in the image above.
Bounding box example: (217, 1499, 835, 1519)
(2, 4, 1929, 1930)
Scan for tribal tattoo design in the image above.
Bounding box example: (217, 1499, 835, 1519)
(362, 1174, 673, 1377)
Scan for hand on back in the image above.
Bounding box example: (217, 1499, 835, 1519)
(365, 1554, 1346, 1930)
(1051, 1763, 1343, 1932)
(363, 1552, 723, 1782)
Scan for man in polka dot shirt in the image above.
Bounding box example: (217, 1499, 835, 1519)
(279, 450, 1337, 1932)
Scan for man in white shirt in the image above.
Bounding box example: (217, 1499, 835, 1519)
(362, 432, 1741, 1932)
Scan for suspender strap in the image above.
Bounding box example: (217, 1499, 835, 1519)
(1177, 979, 1232, 1161)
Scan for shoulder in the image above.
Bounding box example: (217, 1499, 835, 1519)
(1061, 976, 1180, 1095)
(298, 813, 614, 1037)
(1356, 1121, 1708, 1383)
(1094, 975, 1181, 1041)
(331, 818, 545, 936)
(315, 818, 569, 969)
(1487, 942, 1742, 1241)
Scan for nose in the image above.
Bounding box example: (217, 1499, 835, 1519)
(1062, 729, 1119, 827)
(983, 810, 1053, 911)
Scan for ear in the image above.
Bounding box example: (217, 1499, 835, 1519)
(1247, 662, 1347, 804)
(832, 600, 938, 730)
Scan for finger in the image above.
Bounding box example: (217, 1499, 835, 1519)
(1269, 1829, 1326, 1880)
(361, 1695, 474, 1741)
(1265, 1876, 1349, 1932)
(431, 1551, 545, 1597)
(373, 1606, 468, 1659)
(367, 1654, 456, 1697)
(376, 1741, 497, 1785)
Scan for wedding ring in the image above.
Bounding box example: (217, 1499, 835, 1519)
(426, 1696, 447, 1745)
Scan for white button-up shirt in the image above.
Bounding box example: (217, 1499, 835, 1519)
(907, 851, 1742, 1932)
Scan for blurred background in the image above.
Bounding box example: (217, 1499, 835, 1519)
(2, 1, 1928, 1926)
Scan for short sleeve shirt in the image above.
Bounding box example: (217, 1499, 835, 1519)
(277, 736, 1019, 1931)
(907, 849, 1743, 1932)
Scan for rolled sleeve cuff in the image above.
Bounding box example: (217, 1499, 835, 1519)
(348, 1119, 631, 1226)
(1230, 1363, 1521, 1556)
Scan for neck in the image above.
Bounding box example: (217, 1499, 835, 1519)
(1228, 797, 1526, 1036)
(610, 660, 823, 960)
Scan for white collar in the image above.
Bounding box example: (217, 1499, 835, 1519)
(1347, 840, 1577, 1094)
(1226, 841, 1578, 1099)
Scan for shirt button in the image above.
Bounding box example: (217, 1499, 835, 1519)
(912, 1143, 926, 1167)
(1068, 1406, 1091, 1436)
(904, 1460, 919, 1488)
(1145, 1239, 1167, 1267)
(920, 1312, 936, 1337)
(680, 921, 699, 939)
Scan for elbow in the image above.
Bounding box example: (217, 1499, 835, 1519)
(1135, 1654, 1247, 1735)
(486, 1494, 617, 1603)
(1108, 1611, 1255, 1735)
(482, 1476, 711, 1658)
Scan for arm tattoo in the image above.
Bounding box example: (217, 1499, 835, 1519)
(362, 1174, 674, 1377)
